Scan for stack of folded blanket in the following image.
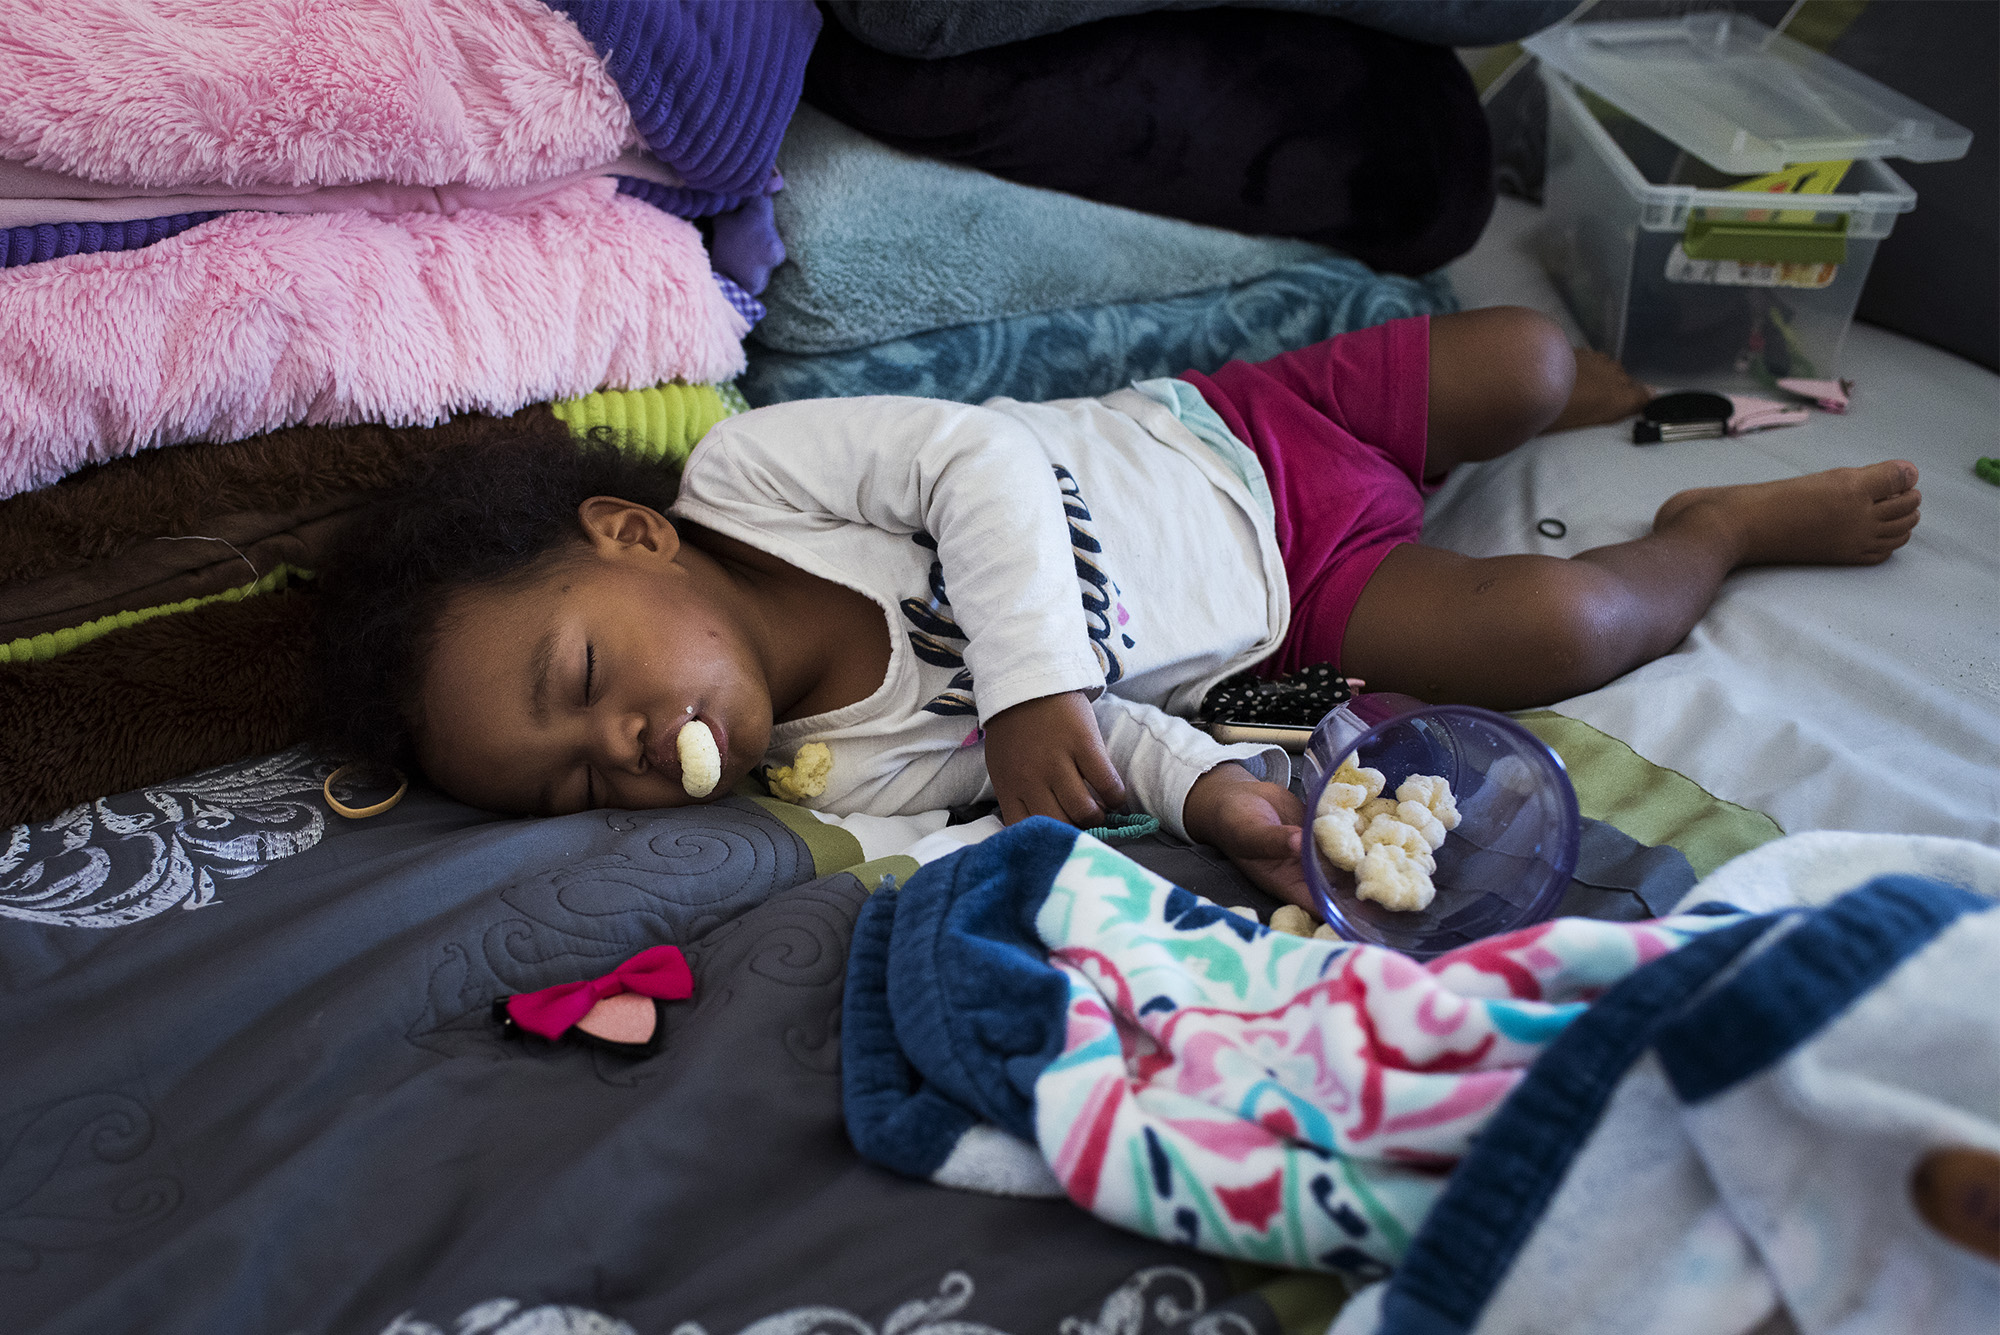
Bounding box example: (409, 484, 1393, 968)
(0, 0, 815, 822)
(740, 0, 1572, 407)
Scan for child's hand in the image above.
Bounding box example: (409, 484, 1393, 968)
(984, 691, 1128, 827)
(1184, 763, 1310, 909)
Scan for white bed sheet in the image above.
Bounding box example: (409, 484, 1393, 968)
(1435, 198, 1999, 846)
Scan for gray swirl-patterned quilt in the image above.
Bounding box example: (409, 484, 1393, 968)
(1, 749, 1264, 1335)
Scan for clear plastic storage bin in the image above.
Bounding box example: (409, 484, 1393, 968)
(1522, 15, 1970, 388)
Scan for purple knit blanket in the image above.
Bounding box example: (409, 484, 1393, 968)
(550, 0, 821, 198)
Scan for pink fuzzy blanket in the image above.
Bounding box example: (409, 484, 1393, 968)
(0, 179, 747, 499)
(0, 0, 636, 189)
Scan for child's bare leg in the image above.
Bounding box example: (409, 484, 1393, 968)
(1424, 307, 1575, 481)
(1341, 462, 1922, 709)
(1546, 348, 1651, 432)
(1424, 308, 1652, 480)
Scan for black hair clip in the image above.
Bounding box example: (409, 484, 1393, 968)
(1633, 390, 1733, 444)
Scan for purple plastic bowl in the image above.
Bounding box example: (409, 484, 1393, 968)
(1299, 693, 1580, 959)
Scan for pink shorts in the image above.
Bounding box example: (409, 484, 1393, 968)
(1180, 316, 1431, 675)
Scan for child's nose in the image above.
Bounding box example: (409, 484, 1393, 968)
(593, 708, 647, 772)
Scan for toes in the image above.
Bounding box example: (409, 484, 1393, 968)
(1880, 508, 1921, 537)
(1864, 460, 1920, 497)
(1869, 524, 1917, 554)
(1874, 488, 1922, 520)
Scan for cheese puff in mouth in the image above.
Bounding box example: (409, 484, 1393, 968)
(677, 719, 722, 798)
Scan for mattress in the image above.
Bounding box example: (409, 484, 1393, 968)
(5, 196, 1993, 1335)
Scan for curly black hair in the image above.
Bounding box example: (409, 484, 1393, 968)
(313, 416, 682, 771)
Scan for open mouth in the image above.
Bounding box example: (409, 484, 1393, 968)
(639, 708, 732, 800)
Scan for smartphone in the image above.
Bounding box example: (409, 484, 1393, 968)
(1197, 664, 1352, 753)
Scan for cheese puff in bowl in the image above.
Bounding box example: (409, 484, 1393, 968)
(1299, 693, 1579, 959)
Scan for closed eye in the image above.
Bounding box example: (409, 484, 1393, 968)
(582, 643, 598, 808)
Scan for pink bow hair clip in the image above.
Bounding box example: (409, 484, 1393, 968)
(491, 944, 693, 1056)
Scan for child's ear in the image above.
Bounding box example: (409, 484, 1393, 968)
(576, 496, 680, 560)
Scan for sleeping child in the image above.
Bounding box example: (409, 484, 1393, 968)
(315, 308, 1921, 906)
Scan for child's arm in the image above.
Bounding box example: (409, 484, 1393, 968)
(984, 689, 1288, 848)
(982, 691, 1308, 905)
(981, 716, 1308, 907)
(679, 399, 1110, 726)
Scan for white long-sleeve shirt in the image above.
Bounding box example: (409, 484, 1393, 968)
(670, 385, 1292, 839)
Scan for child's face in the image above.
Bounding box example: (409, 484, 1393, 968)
(413, 507, 771, 816)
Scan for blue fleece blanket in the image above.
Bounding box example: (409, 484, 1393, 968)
(756, 105, 1343, 355)
(743, 256, 1456, 406)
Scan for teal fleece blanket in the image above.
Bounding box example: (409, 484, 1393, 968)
(741, 254, 1457, 406)
(757, 105, 1338, 354)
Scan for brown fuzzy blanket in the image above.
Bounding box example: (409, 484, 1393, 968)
(0, 405, 555, 586)
(1, 591, 319, 823)
(0, 406, 558, 825)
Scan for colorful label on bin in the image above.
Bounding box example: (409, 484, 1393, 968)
(1727, 160, 1853, 225)
(1665, 245, 1839, 290)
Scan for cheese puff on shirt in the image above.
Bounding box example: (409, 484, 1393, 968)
(670, 387, 1294, 840)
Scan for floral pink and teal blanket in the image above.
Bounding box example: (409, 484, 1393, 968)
(842, 817, 1748, 1275)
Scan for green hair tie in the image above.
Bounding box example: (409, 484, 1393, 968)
(1083, 813, 1161, 841)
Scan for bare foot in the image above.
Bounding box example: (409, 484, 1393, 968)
(1543, 349, 1652, 433)
(1654, 461, 1921, 567)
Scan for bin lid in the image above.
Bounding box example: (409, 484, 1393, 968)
(1523, 13, 1973, 174)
